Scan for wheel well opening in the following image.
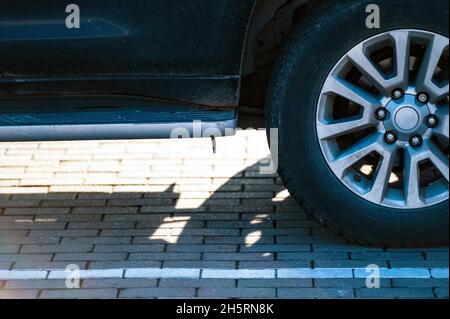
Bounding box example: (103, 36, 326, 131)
(239, 0, 317, 125)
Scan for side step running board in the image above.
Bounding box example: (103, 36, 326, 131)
(0, 95, 237, 142)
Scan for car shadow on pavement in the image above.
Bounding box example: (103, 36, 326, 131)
(0, 158, 383, 270)
(0, 156, 448, 299)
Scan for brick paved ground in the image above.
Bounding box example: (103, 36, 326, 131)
(0, 130, 448, 299)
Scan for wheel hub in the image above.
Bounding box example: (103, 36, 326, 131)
(394, 107, 419, 130)
(383, 93, 431, 141)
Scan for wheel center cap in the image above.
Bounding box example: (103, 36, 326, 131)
(394, 106, 419, 131)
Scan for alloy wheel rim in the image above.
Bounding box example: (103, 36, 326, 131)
(316, 29, 449, 209)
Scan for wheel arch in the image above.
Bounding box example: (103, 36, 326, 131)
(239, 0, 318, 113)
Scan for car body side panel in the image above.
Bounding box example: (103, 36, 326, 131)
(0, 0, 255, 106)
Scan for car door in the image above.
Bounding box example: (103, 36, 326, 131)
(0, 0, 254, 106)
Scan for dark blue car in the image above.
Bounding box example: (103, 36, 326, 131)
(0, 0, 448, 246)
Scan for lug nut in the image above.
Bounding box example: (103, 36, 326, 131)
(409, 135, 423, 147)
(417, 92, 429, 104)
(425, 114, 439, 128)
(384, 131, 397, 144)
(391, 89, 404, 100)
(375, 108, 387, 121)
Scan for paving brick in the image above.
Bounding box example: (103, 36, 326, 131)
(136, 221, 205, 229)
(355, 288, 434, 298)
(0, 289, 39, 299)
(67, 222, 135, 229)
(108, 199, 174, 206)
(277, 288, 353, 298)
(0, 254, 53, 263)
(53, 253, 127, 262)
(204, 236, 274, 244)
(132, 235, 204, 244)
(82, 279, 158, 289)
(203, 252, 274, 261)
(29, 229, 99, 237)
(41, 199, 106, 207)
(0, 222, 67, 230)
(278, 252, 349, 261)
(0, 200, 41, 207)
(315, 278, 391, 288)
(128, 252, 201, 261)
(239, 260, 311, 269)
(435, 288, 449, 298)
(240, 244, 310, 253)
(198, 288, 275, 298)
(103, 214, 169, 222)
(162, 261, 236, 269)
(206, 221, 274, 228)
(166, 244, 237, 253)
(351, 252, 424, 261)
(40, 288, 118, 299)
(88, 261, 161, 269)
(312, 243, 382, 252)
(20, 245, 93, 254)
(13, 261, 88, 270)
(61, 237, 132, 245)
(238, 279, 312, 288)
(94, 244, 165, 253)
(0, 230, 28, 239)
(4, 208, 70, 215)
(426, 252, 450, 260)
(314, 260, 389, 268)
(389, 260, 449, 268)
(0, 263, 12, 270)
(159, 278, 235, 288)
(0, 245, 20, 254)
(4, 280, 68, 289)
(36, 214, 103, 222)
(120, 288, 195, 298)
(392, 278, 449, 288)
(73, 207, 138, 214)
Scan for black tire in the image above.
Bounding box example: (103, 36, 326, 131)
(266, 0, 449, 246)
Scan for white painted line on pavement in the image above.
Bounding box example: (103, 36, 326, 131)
(0, 270, 48, 280)
(125, 268, 200, 279)
(0, 267, 447, 280)
(48, 269, 124, 279)
(202, 269, 275, 279)
(353, 267, 431, 279)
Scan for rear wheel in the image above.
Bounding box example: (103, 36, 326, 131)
(266, 0, 449, 246)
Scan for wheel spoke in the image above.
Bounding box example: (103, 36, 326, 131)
(434, 106, 449, 139)
(322, 76, 382, 109)
(427, 141, 449, 183)
(346, 44, 389, 94)
(365, 145, 398, 203)
(317, 115, 374, 140)
(391, 31, 411, 89)
(346, 32, 410, 94)
(404, 147, 423, 206)
(416, 34, 449, 102)
(329, 133, 381, 178)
